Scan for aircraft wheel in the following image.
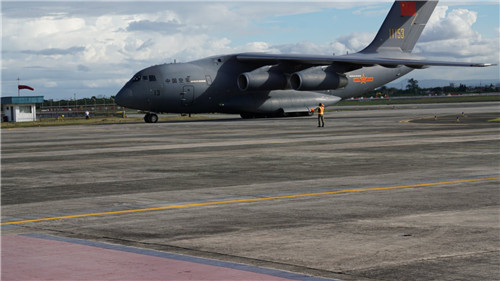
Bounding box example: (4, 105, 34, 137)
(144, 113, 158, 123)
(278, 109, 287, 117)
(240, 113, 254, 119)
(149, 113, 158, 123)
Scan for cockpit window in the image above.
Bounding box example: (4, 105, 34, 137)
(130, 74, 158, 83)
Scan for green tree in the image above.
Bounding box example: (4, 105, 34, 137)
(406, 78, 420, 95)
(458, 84, 467, 92)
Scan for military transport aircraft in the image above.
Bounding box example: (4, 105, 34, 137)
(115, 0, 494, 123)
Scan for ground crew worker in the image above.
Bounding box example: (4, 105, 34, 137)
(311, 103, 325, 127)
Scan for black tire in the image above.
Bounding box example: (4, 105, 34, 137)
(240, 113, 254, 119)
(144, 113, 151, 123)
(150, 114, 158, 123)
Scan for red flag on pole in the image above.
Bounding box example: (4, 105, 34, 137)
(400, 1, 416, 16)
(18, 85, 34, 91)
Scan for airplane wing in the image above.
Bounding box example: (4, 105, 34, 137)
(236, 53, 494, 70)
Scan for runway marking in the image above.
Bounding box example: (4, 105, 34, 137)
(2, 176, 499, 226)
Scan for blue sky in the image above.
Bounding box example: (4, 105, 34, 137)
(1, 1, 499, 100)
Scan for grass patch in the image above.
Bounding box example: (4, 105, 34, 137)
(1, 115, 212, 129)
(488, 117, 500, 122)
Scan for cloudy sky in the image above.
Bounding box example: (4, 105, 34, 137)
(2, 1, 499, 100)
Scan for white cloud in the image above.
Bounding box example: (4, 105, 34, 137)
(43, 80, 58, 88)
(241, 42, 274, 52)
(261, 31, 375, 57)
(421, 6, 480, 42)
(334, 32, 376, 53)
(415, 5, 498, 67)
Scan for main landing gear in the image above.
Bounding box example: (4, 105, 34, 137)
(144, 113, 158, 123)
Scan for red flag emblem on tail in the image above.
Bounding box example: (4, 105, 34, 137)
(400, 1, 416, 16)
(18, 85, 34, 91)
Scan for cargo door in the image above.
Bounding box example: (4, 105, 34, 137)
(180, 85, 194, 107)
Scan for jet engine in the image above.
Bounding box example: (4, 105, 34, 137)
(238, 65, 287, 91)
(290, 66, 348, 91)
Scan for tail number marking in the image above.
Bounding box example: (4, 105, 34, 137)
(389, 28, 405, 39)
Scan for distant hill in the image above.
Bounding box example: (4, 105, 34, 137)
(386, 79, 500, 89)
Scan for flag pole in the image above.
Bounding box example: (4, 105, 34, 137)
(17, 77, 20, 96)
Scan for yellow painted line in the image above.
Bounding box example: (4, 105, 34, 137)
(2, 176, 499, 226)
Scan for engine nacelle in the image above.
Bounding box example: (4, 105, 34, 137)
(290, 66, 348, 91)
(237, 65, 287, 91)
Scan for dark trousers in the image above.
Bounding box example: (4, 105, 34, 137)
(318, 114, 324, 127)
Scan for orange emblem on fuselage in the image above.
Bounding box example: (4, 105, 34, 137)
(353, 74, 374, 84)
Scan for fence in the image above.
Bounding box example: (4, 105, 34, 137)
(37, 103, 124, 119)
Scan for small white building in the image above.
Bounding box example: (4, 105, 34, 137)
(1, 96, 44, 122)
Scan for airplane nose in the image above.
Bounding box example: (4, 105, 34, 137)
(115, 87, 133, 107)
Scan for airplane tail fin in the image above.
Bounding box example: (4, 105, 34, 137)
(360, 1, 438, 54)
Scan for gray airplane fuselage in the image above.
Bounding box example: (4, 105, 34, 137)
(116, 54, 413, 117)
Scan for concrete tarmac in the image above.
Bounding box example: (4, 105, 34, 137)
(2, 102, 499, 280)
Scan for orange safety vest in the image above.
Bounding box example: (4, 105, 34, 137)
(317, 106, 324, 115)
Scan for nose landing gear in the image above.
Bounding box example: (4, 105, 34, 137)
(144, 113, 159, 123)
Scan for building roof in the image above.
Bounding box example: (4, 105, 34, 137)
(1, 96, 44, 105)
